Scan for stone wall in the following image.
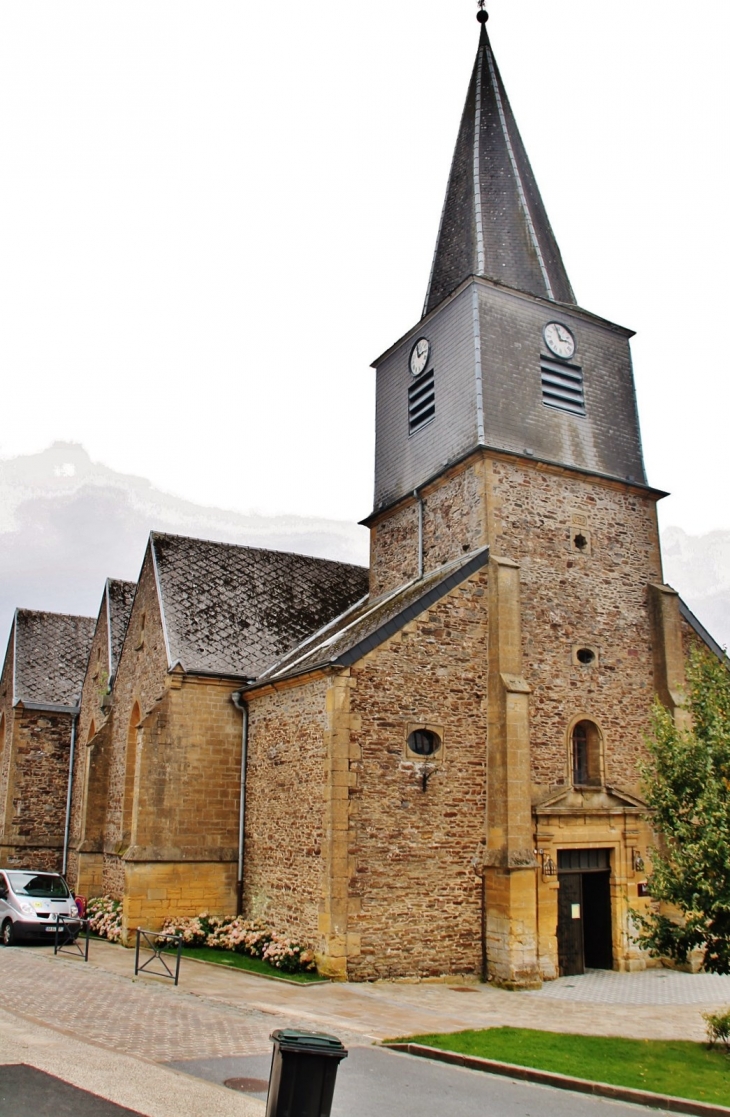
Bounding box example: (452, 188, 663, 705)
(370, 449, 665, 801)
(130, 675, 241, 865)
(369, 501, 420, 598)
(122, 861, 237, 934)
(369, 457, 485, 598)
(484, 455, 663, 797)
(0, 707, 73, 870)
(101, 548, 170, 898)
(244, 676, 330, 946)
(0, 635, 16, 851)
(346, 571, 489, 980)
(68, 719, 113, 896)
(67, 595, 112, 891)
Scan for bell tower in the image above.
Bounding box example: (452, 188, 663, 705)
(365, 7, 648, 598)
(364, 6, 672, 985)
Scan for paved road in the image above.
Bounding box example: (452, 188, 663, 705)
(0, 944, 723, 1117)
(171, 1047, 675, 1117)
(0, 1065, 146, 1117)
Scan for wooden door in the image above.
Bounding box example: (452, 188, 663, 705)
(557, 873, 584, 976)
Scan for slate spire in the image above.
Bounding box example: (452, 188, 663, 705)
(423, 11, 575, 317)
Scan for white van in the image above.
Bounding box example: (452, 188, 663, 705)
(0, 870, 80, 944)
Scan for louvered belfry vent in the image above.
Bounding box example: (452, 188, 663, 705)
(540, 357, 585, 416)
(408, 369, 435, 434)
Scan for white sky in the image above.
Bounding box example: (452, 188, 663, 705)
(0, 1, 728, 533)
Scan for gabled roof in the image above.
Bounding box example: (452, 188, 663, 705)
(106, 579, 136, 677)
(423, 19, 575, 317)
(254, 547, 490, 686)
(13, 609, 95, 710)
(149, 532, 369, 677)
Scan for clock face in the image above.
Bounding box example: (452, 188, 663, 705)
(409, 337, 431, 377)
(543, 322, 576, 360)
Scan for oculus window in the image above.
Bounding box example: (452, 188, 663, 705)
(407, 728, 442, 757)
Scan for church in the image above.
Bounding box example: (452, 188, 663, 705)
(0, 9, 723, 984)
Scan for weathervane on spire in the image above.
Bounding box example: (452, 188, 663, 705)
(476, 1, 489, 25)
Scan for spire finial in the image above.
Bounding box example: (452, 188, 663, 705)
(476, 0, 488, 24)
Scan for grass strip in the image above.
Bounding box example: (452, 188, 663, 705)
(387, 1027, 730, 1106)
(177, 945, 326, 984)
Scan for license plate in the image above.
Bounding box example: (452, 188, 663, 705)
(45, 926, 57, 932)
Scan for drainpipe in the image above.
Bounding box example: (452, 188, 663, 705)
(231, 690, 250, 917)
(414, 488, 424, 579)
(62, 707, 79, 877)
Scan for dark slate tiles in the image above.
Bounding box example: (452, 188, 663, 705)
(150, 533, 368, 677)
(106, 579, 136, 676)
(14, 610, 96, 707)
(424, 25, 574, 316)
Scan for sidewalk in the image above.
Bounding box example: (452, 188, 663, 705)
(4, 941, 730, 1048)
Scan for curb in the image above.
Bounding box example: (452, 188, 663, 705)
(383, 1043, 730, 1117)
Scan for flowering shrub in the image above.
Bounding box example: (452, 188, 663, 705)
(86, 895, 122, 943)
(162, 911, 215, 946)
(161, 913, 315, 974)
(262, 934, 316, 974)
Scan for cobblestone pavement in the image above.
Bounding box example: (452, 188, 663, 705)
(2, 941, 728, 1055)
(0, 947, 277, 1062)
(527, 968, 730, 1005)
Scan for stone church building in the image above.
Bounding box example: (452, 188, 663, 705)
(0, 13, 725, 984)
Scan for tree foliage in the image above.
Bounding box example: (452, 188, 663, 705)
(636, 646, 730, 973)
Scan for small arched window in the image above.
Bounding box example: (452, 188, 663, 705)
(572, 720, 602, 787)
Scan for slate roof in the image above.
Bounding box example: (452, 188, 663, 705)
(254, 547, 490, 686)
(13, 609, 95, 709)
(149, 533, 369, 677)
(423, 22, 575, 316)
(106, 579, 136, 676)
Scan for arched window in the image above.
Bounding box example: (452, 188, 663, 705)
(572, 720, 602, 787)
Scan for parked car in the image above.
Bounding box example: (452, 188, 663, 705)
(0, 870, 80, 945)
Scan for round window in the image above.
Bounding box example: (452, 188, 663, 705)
(407, 729, 441, 757)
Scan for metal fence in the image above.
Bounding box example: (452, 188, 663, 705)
(53, 915, 91, 961)
(134, 927, 183, 985)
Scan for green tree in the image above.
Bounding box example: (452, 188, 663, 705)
(636, 646, 730, 973)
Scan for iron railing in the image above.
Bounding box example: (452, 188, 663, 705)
(134, 927, 183, 985)
(53, 915, 90, 961)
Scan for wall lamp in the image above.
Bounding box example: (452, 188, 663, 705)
(535, 848, 557, 880)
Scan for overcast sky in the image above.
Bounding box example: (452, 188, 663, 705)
(0, 1, 728, 534)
